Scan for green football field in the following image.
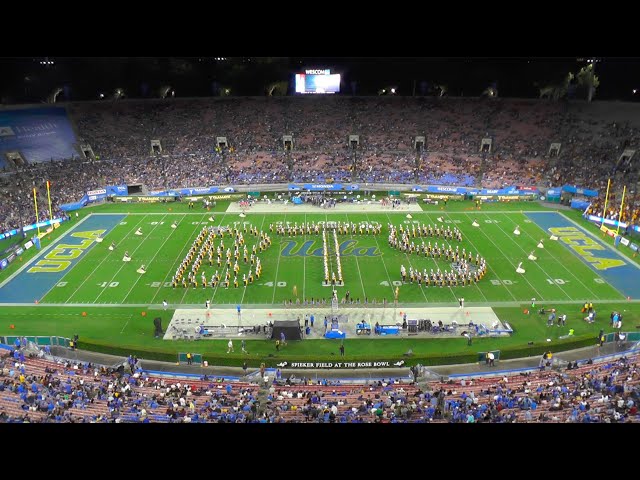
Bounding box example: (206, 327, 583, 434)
(1, 199, 638, 364)
(34, 207, 626, 306)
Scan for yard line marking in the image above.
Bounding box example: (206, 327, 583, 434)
(498, 212, 597, 300)
(383, 212, 430, 303)
(149, 212, 209, 305)
(63, 216, 149, 304)
(120, 214, 187, 304)
(364, 212, 396, 299)
(460, 212, 544, 301)
(271, 213, 287, 304)
(239, 215, 266, 307)
(344, 213, 368, 301)
(303, 212, 307, 301)
(206, 213, 236, 305)
(324, 212, 337, 297)
(438, 212, 517, 301)
(207, 265, 230, 305)
(119, 314, 133, 334)
(485, 213, 572, 300)
(405, 215, 470, 301)
(0, 214, 93, 289)
(92, 214, 168, 304)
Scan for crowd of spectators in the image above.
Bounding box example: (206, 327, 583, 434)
(1, 96, 640, 232)
(0, 344, 637, 423)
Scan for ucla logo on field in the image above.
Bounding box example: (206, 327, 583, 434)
(281, 240, 382, 257)
(548, 227, 625, 271)
(27, 229, 106, 273)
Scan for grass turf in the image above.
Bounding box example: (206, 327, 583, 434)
(1, 199, 637, 364)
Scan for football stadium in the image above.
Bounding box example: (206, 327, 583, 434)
(0, 57, 639, 423)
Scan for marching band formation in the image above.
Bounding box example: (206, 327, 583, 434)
(270, 221, 382, 237)
(162, 219, 490, 291)
(388, 224, 487, 287)
(171, 225, 271, 289)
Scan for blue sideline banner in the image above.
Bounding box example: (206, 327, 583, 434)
(562, 184, 599, 197)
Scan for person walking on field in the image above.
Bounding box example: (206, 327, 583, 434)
(227, 339, 234, 353)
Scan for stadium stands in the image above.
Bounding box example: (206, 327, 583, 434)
(1, 346, 637, 423)
(2, 97, 640, 232)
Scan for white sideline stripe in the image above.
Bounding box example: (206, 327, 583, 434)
(0, 214, 93, 289)
(1, 297, 635, 308)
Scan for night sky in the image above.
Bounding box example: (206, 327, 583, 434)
(0, 57, 638, 103)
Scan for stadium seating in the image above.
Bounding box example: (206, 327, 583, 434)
(2, 97, 640, 233)
(0, 347, 637, 423)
